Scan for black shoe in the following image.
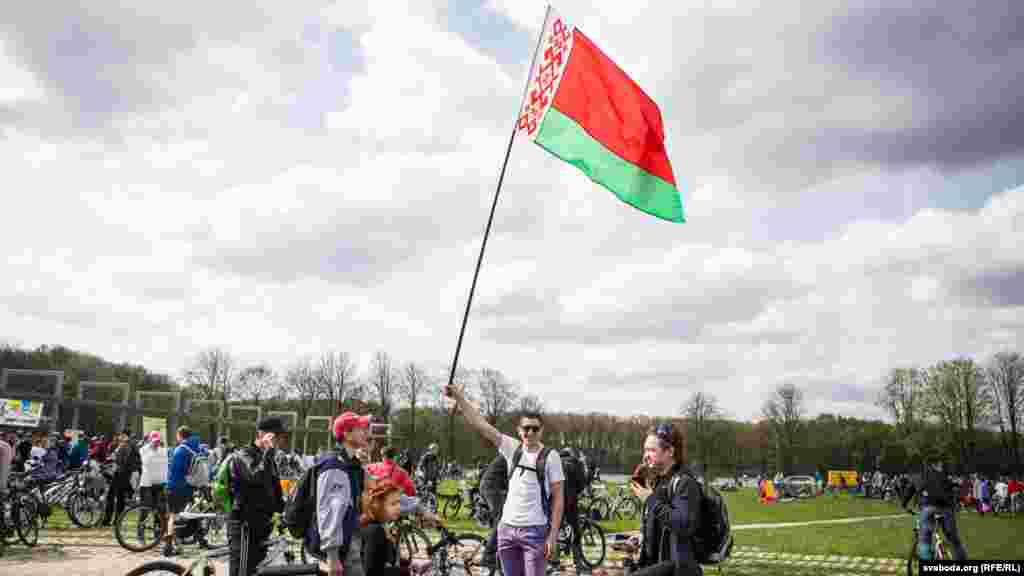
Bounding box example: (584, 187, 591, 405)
(163, 543, 177, 557)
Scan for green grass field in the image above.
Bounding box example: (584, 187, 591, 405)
(734, 513, 1021, 560)
(439, 480, 1023, 561)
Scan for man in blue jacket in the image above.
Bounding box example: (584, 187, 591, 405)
(165, 426, 201, 557)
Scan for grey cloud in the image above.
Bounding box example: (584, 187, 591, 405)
(804, 380, 879, 406)
(480, 262, 805, 346)
(657, 0, 1024, 206)
(819, 1, 1024, 169)
(954, 267, 1024, 308)
(0, 5, 196, 130)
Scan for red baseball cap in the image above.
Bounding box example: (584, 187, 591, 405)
(333, 412, 371, 440)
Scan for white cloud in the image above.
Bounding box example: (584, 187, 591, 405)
(1, 1, 1022, 428)
(0, 40, 42, 103)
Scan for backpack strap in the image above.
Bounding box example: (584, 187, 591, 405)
(509, 445, 552, 520)
(664, 470, 703, 563)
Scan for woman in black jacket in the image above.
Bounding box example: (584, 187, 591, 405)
(601, 421, 702, 576)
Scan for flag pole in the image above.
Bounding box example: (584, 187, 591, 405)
(446, 4, 552, 392)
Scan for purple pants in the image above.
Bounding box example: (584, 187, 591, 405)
(497, 523, 547, 576)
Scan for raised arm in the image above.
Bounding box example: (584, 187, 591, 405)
(445, 384, 502, 448)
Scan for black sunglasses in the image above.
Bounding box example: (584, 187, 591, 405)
(655, 422, 673, 443)
(520, 425, 541, 433)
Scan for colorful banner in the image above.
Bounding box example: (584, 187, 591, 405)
(0, 398, 45, 427)
(827, 470, 859, 487)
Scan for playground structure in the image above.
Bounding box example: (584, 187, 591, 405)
(0, 368, 347, 452)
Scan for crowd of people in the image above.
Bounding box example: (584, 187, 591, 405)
(6, 399, 1017, 576)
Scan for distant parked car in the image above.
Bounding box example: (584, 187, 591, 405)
(782, 475, 816, 498)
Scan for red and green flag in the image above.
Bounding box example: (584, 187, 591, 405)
(517, 7, 684, 223)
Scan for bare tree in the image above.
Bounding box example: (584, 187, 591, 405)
(518, 393, 545, 415)
(985, 352, 1023, 474)
(234, 364, 278, 403)
(477, 368, 519, 426)
(183, 347, 235, 401)
(396, 362, 433, 444)
(370, 351, 397, 421)
(283, 357, 320, 421)
(681, 391, 721, 475)
(877, 367, 924, 436)
(317, 351, 361, 412)
(762, 383, 804, 475)
(923, 359, 992, 471)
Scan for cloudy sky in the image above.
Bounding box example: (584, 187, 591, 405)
(2, 1, 1023, 422)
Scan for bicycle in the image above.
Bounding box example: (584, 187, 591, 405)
(578, 484, 611, 522)
(559, 516, 606, 570)
(425, 524, 487, 576)
(393, 513, 435, 561)
(123, 525, 319, 575)
(3, 474, 42, 548)
(66, 460, 112, 528)
(906, 508, 948, 576)
(116, 493, 228, 553)
(606, 483, 642, 521)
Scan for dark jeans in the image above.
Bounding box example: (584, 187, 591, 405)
(228, 516, 273, 576)
(483, 497, 504, 566)
(138, 485, 166, 531)
(558, 507, 581, 567)
(103, 479, 132, 524)
(918, 505, 967, 560)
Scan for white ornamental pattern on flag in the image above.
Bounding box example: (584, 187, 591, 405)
(517, 10, 574, 137)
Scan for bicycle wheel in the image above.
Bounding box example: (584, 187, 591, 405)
(400, 526, 434, 561)
(442, 497, 462, 520)
(15, 496, 40, 547)
(612, 497, 640, 520)
(115, 503, 166, 552)
(434, 533, 487, 576)
(575, 519, 606, 569)
(67, 492, 104, 528)
(123, 560, 186, 575)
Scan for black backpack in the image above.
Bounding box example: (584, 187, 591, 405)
(669, 472, 733, 565)
(480, 455, 509, 500)
(920, 468, 952, 507)
(282, 453, 363, 557)
(509, 445, 553, 520)
(559, 453, 586, 509)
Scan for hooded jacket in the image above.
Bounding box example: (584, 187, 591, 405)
(168, 435, 202, 497)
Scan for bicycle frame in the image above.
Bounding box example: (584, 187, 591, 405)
(177, 535, 294, 575)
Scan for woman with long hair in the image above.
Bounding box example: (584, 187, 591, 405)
(602, 421, 702, 576)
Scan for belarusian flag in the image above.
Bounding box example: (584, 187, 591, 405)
(518, 7, 684, 223)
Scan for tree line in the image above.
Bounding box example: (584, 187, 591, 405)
(1, 343, 1021, 476)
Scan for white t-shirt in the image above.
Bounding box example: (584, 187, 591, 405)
(498, 434, 564, 527)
